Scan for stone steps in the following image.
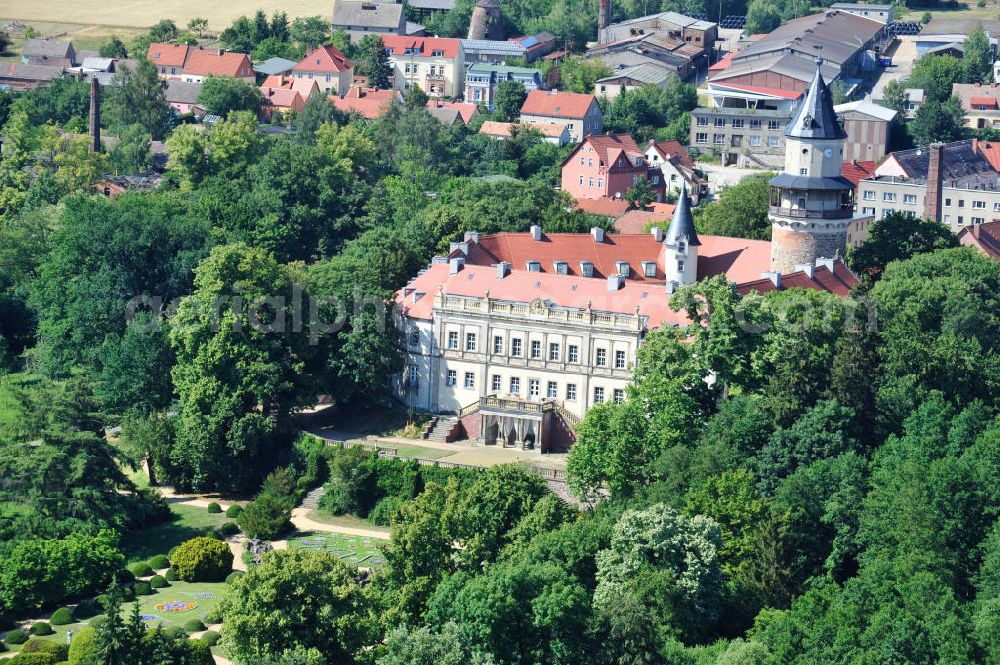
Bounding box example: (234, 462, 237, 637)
(424, 416, 458, 442)
(300, 485, 326, 510)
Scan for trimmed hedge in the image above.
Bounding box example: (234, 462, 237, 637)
(21, 638, 68, 660)
(183, 618, 206, 633)
(225, 504, 243, 518)
(206, 502, 222, 514)
(4, 628, 28, 644)
(7, 653, 58, 664)
(128, 562, 154, 578)
(48, 607, 73, 625)
(72, 599, 97, 620)
(150, 575, 169, 589)
(164, 626, 186, 640)
(203, 607, 222, 624)
(148, 554, 171, 569)
(28, 622, 52, 636)
(164, 567, 179, 582)
(218, 521, 239, 537)
(225, 571, 244, 584)
(133, 581, 153, 596)
(171, 537, 233, 582)
(198, 630, 220, 646)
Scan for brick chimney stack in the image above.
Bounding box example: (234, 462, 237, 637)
(89, 76, 100, 153)
(924, 142, 945, 222)
(598, 0, 612, 41)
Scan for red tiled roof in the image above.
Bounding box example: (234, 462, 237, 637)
(521, 89, 598, 119)
(331, 87, 401, 119)
(183, 49, 252, 78)
(572, 198, 631, 217)
(841, 160, 878, 188)
(709, 50, 738, 71)
(713, 82, 803, 100)
(262, 75, 318, 96)
(977, 140, 1000, 172)
(958, 221, 1000, 260)
(292, 44, 353, 73)
(147, 43, 189, 68)
(381, 35, 461, 58)
(567, 133, 643, 171)
(614, 204, 676, 234)
(427, 100, 478, 124)
(971, 96, 999, 108)
(646, 140, 694, 168)
(736, 262, 858, 297)
(260, 87, 303, 110)
(480, 121, 567, 138)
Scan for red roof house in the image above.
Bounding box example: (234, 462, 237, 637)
(520, 89, 604, 143)
(146, 43, 253, 82)
(958, 221, 1000, 260)
(331, 86, 402, 119)
(290, 45, 354, 96)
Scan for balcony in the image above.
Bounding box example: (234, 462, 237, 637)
(768, 206, 854, 219)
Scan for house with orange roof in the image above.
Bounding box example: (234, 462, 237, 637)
(331, 86, 403, 119)
(520, 89, 603, 143)
(958, 221, 1000, 260)
(426, 100, 479, 125)
(146, 43, 254, 84)
(260, 87, 305, 119)
(382, 35, 465, 98)
(479, 120, 571, 145)
(289, 45, 354, 97)
(561, 133, 665, 202)
(644, 140, 704, 203)
(261, 74, 319, 99)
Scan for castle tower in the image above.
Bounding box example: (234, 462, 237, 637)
(768, 60, 858, 273)
(663, 183, 700, 291)
(468, 0, 503, 41)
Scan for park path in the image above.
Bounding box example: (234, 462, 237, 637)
(289, 506, 389, 539)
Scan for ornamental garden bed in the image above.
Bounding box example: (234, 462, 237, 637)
(288, 531, 386, 568)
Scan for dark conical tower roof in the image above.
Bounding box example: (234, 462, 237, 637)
(785, 59, 846, 141)
(665, 183, 700, 246)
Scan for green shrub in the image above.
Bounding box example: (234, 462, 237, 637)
(219, 521, 240, 537)
(128, 562, 154, 578)
(225, 504, 243, 518)
(183, 618, 206, 633)
(168, 545, 180, 559)
(67, 626, 97, 664)
(48, 607, 73, 625)
(116, 568, 135, 583)
(133, 581, 153, 596)
(149, 575, 169, 589)
(72, 599, 97, 620)
(0, 640, 6, 653)
(206, 502, 222, 514)
(185, 638, 213, 664)
(164, 626, 186, 640)
(164, 567, 179, 582)
(21, 638, 68, 659)
(203, 607, 223, 624)
(28, 623, 52, 636)
(225, 570, 244, 584)
(171, 537, 233, 582)
(147, 554, 170, 569)
(4, 628, 28, 644)
(8, 652, 58, 664)
(198, 630, 220, 646)
(120, 586, 135, 601)
(89, 616, 107, 631)
(237, 492, 293, 540)
(369, 495, 405, 526)
(93, 594, 110, 610)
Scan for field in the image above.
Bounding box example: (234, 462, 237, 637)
(288, 531, 386, 568)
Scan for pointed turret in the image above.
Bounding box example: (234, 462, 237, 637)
(785, 59, 846, 141)
(665, 183, 700, 247)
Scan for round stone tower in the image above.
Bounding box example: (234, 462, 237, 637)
(769, 60, 856, 274)
(468, 0, 503, 41)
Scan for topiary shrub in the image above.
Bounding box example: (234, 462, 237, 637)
(164, 567, 179, 582)
(225, 570, 244, 584)
(164, 626, 186, 640)
(225, 504, 243, 518)
(202, 607, 222, 624)
(218, 521, 239, 537)
(149, 575, 169, 589)
(147, 554, 170, 570)
(238, 492, 293, 539)
(72, 599, 97, 620)
(168, 545, 180, 559)
(198, 630, 220, 647)
(368, 495, 405, 526)
(183, 618, 206, 633)
(4, 628, 28, 644)
(48, 607, 73, 626)
(128, 562, 154, 578)
(21, 638, 68, 660)
(67, 626, 97, 664)
(120, 585, 135, 601)
(133, 581, 153, 595)
(171, 537, 233, 582)
(8, 652, 58, 664)
(93, 594, 110, 610)
(116, 568, 135, 584)
(28, 622, 52, 636)
(206, 502, 222, 514)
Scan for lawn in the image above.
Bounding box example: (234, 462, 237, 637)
(119, 503, 233, 563)
(288, 531, 386, 568)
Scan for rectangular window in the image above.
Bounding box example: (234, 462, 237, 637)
(493, 335, 503, 354)
(568, 345, 579, 363)
(615, 350, 626, 369)
(598, 178, 604, 188)
(491, 374, 501, 392)
(973, 216, 985, 224)
(732, 118, 744, 128)
(547, 381, 558, 398)
(713, 133, 725, 145)
(767, 136, 780, 147)
(883, 192, 896, 202)
(749, 119, 761, 129)
(594, 387, 605, 403)
(446, 370, 456, 386)
(863, 190, 875, 200)
(749, 135, 761, 146)
(408, 365, 417, 382)
(993, 202, 1000, 212)
(613, 388, 625, 403)
(530, 340, 541, 359)
(768, 120, 781, 130)
(512, 338, 523, 357)
(696, 132, 708, 144)
(465, 332, 477, 351)
(862, 206, 875, 215)
(447, 331, 458, 349)
(509, 377, 520, 394)
(714, 117, 726, 127)
(529, 379, 540, 398)
(596, 348, 607, 367)
(579, 175, 584, 185)
(464, 372, 475, 388)
(549, 343, 560, 361)
(945, 198, 952, 206)
(696, 116, 709, 126)
(958, 199, 965, 208)
(974, 200, 986, 209)
(904, 194, 917, 204)
(799, 168, 808, 175)
(409, 331, 419, 346)
(566, 384, 577, 401)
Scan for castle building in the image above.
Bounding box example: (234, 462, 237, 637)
(768, 59, 872, 273)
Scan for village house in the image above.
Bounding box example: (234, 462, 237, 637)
(21, 38, 76, 67)
(519, 89, 604, 144)
(164, 79, 205, 117)
(289, 45, 354, 97)
(261, 75, 319, 99)
(331, 0, 413, 43)
(561, 133, 665, 202)
(146, 43, 254, 83)
(952, 82, 1000, 130)
(479, 121, 571, 146)
(260, 87, 305, 119)
(427, 100, 479, 125)
(382, 36, 465, 98)
(464, 63, 544, 109)
(958, 220, 1000, 259)
(643, 140, 704, 203)
(0, 62, 63, 90)
(331, 86, 403, 119)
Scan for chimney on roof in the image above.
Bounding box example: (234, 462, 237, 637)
(530, 224, 542, 241)
(924, 142, 945, 222)
(651, 226, 664, 242)
(464, 231, 480, 243)
(761, 271, 782, 288)
(665, 280, 677, 294)
(495, 261, 511, 279)
(794, 263, 815, 278)
(591, 226, 605, 242)
(449, 257, 465, 275)
(449, 240, 470, 255)
(216, 48, 224, 56)
(607, 274, 624, 291)
(307, 44, 315, 56)
(815, 257, 836, 272)
(88, 76, 100, 154)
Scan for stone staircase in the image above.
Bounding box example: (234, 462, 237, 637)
(300, 485, 326, 510)
(424, 415, 459, 442)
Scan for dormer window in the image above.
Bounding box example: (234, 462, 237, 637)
(554, 261, 568, 275)
(580, 261, 594, 277)
(615, 260, 630, 276)
(526, 260, 541, 272)
(642, 261, 657, 277)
